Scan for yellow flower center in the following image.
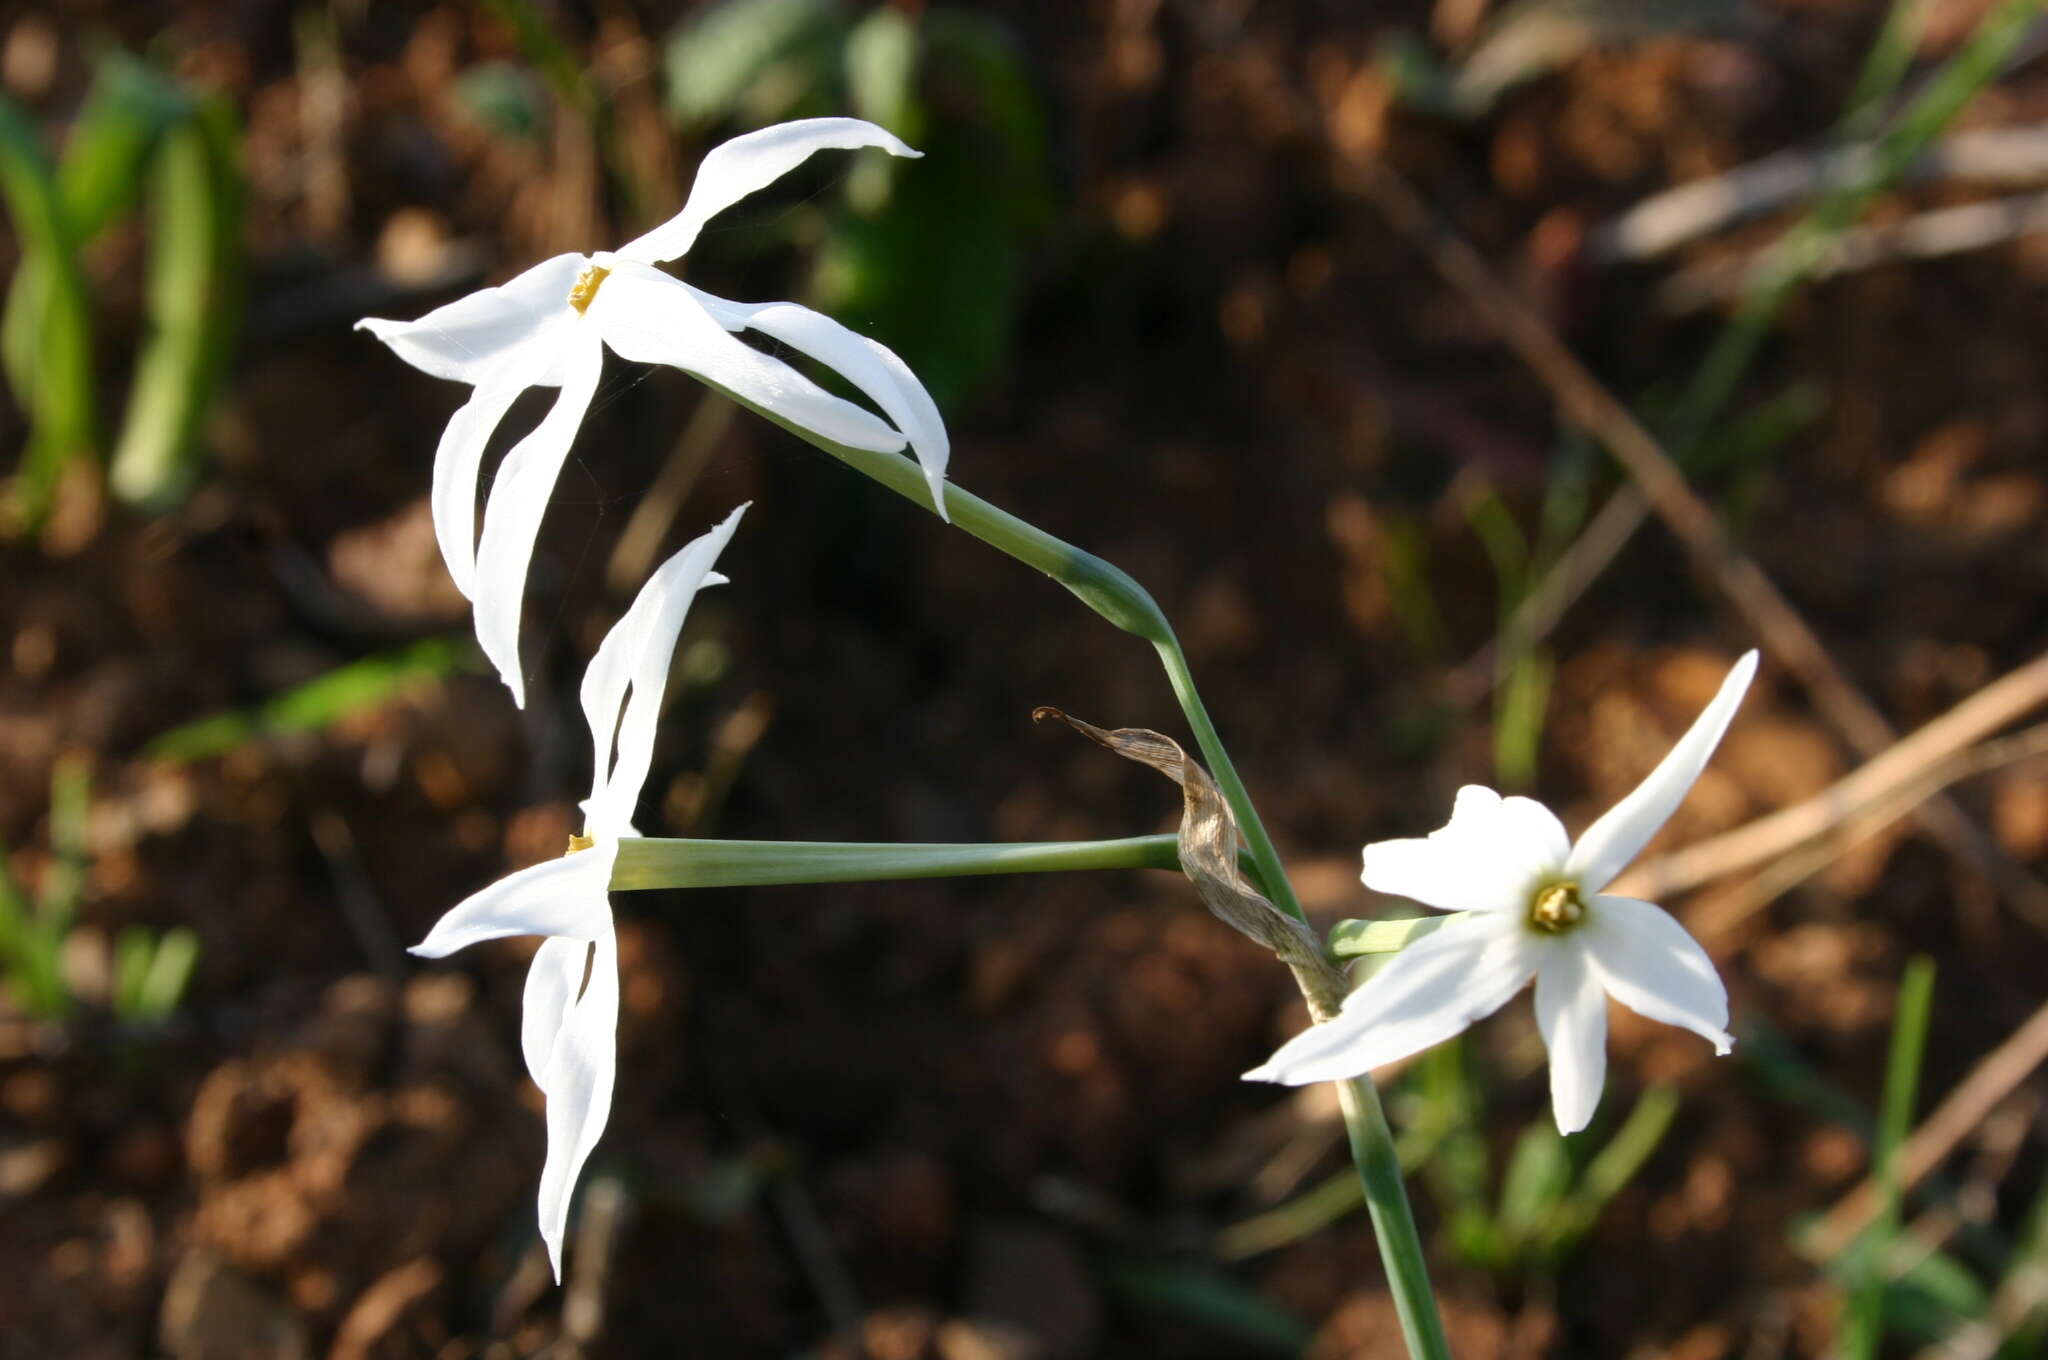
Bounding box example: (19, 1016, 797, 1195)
(1529, 881, 1585, 934)
(567, 264, 610, 315)
(566, 833, 596, 854)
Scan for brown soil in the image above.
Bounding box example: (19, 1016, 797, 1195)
(3, 2, 2047, 1357)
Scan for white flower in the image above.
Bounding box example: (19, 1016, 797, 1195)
(357, 119, 949, 707)
(1247, 650, 1758, 1134)
(408, 504, 745, 1279)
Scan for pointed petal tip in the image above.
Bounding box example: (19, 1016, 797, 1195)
(1555, 1110, 1594, 1137)
(543, 1237, 564, 1285)
(1712, 1032, 1735, 1057)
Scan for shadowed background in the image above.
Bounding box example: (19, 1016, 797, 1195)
(3, 1, 2048, 1356)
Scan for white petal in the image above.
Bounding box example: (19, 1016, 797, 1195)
(1534, 946, 1609, 1134)
(409, 840, 617, 958)
(535, 927, 619, 1281)
(1582, 895, 1733, 1055)
(1361, 785, 1571, 914)
(356, 254, 585, 384)
(1245, 913, 1541, 1085)
(585, 266, 906, 455)
(613, 118, 919, 266)
(690, 291, 951, 520)
(521, 935, 588, 1084)
(580, 505, 747, 834)
(471, 330, 605, 708)
(429, 349, 554, 600)
(1566, 651, 1758, 893)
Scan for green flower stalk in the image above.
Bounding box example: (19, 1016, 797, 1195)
(722, 392, 1452, 1360)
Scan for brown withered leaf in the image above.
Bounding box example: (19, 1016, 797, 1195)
(1033, 708, 1348, 1019)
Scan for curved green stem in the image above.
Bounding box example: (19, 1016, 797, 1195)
(1341, 1078, 1452, 1359)
(612, 833, 1181, 891)
(737, 407, 1449, 1358)
(1152, 635, 1305, 922)
(715, 386, 1173, 643)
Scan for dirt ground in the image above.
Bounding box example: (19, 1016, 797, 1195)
(4, 1, 2048, 1356)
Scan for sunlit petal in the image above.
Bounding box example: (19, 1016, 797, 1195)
(521, 935, 588, 1084)
(429, 347, 555, 600)
(580, 505, 748, 834)
(1534, 946, 1609, 1134)
(691, 291, 951, 520)
(1362, 785, 1570, 914)
(586, 267, 906, 455)
(1582, 895, 1733, 1055)
(613, 118, 919, 266)
(356, 254, 585, 384)
(535, 928, 619, 1281)
(1566, 651, 1758, 893)
(470, 331, 605, 708)
(1245, 913, 1542, 1085)
(409, 842, 617, 958)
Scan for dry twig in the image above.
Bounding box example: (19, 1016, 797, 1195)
(1659, 188, 2048, 310)
(1589, 124, 2048, 263)
(1620, 650, 2048, 901)
(1349, 162, 2048, 933)
(1810, 999, 2048, 1258)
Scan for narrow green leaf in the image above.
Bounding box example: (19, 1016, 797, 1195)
(134, 926, 199, 1018)
(1097, 1256, 1312, 1354)
(1669, 0, 2042, 463)
(1541, 1084, 1679, 1254)
(845, 7, 919, 140)
(480, 0, 597, 114)
(0, 845, 35, 988)
(37, 754, 90, 935)
(664, 0, 845, 126)
(112, 924, 153, 1015)
(1497, 1120, 1572, 1241)
(1492, 646, 1553, 791)
(1845, 956, 1937, 1359)
(1465, 484, 1530, 605)
(148, 638, 463, 763)
(108, 95, 243, 509)
(57, 52, 193, 236)
(0, 95, 96, 524)
(1216, 1168, 1364, 1259)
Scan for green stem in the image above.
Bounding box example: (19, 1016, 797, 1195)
(1153, 635, 1305, 921)
(1341, 1077, 1453, 1359)
(729, 398, 1449, 1358)
(717, 386, 1173, 642)
(1330, 913, 1460, 958)
(612, 833, 1182, 891)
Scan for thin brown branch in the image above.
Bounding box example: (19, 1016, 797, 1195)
(1589, 124, 2048, 264)
(1620, 651, 2048, 901)
(1681, 720, 2048, 944)
(1349, 161, 2048, 933)
(1809, 999, 2048, 1258)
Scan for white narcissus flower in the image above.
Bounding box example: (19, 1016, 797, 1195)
(1247, 650, 1759, 1135)
(409, 504, 744, 1279)
(357, 118, 948, 707)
